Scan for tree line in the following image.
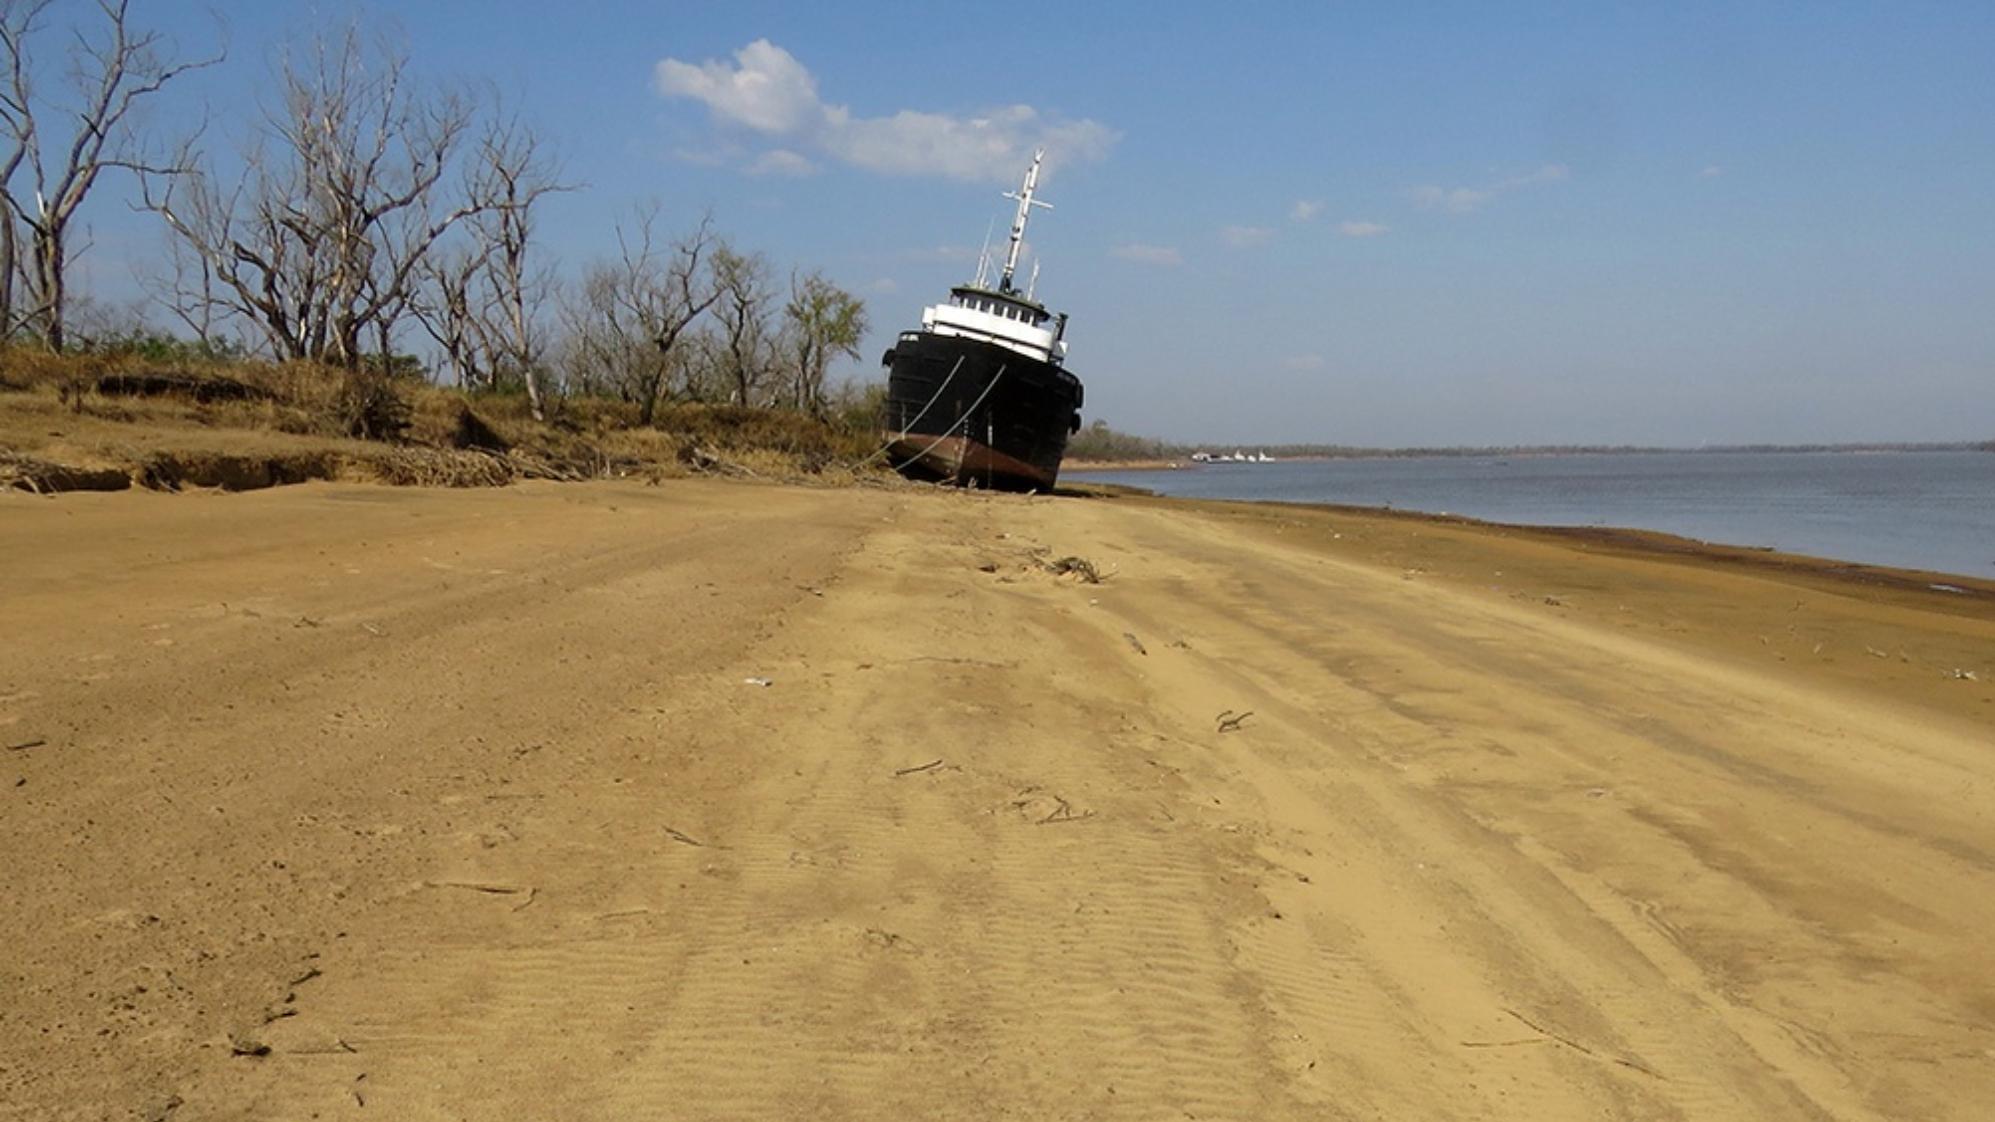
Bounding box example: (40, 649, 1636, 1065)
(0, 2, 870, 423)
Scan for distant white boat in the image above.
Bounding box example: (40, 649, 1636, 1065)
(1189, 449, 1274, 464)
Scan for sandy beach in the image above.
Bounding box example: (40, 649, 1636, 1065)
(3, 478, 1992, 1120)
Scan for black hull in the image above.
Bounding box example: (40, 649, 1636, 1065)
(882, 332, 1083, 491)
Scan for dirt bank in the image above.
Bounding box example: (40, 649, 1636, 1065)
(0, 349, 891, 497)
(2, 480, 1990, 1120)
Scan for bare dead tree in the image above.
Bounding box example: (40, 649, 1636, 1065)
(639, 216, 722, 422)
(142, 230, 225, 348)
(414, 241, 494, 388)
(461, 119, 573, 419)
(0, 0, 220, 350)
(782, 269, 867, 416)
(563, 208, 665, 407)
(710, 244, 772, 407)
(0, 1, 28, 338)
(561, 254, 652, 402)
(412, 121, 571, 415)
(141, 24, 482, 367)
(564, 208, 721, 423)
(675, 322, 726, 404)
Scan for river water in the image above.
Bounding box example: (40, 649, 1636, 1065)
(1066, 451, 1995, 579)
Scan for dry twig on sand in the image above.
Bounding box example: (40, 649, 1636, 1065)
(1039, 794, 1095, 825)
(894, 759, 944, 777)
(1499, 1008, 1665, 1080)
(901, 655, 1015, 668)
(423, 880, 531, 896)
(1216, 710, 1254, 734)
(1041, 555, 1104, 583)
(663, 826, 706, 847)
(1123, 631, 1148, 656)
(864, 927, 920, 953)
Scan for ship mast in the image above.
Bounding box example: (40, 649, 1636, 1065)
(998, 148, 1051, 294)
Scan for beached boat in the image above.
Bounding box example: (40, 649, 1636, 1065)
(881, 150, 1084, 491)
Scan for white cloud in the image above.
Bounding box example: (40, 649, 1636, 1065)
(1220, 224, 1273, 248)
(1110, 243, 1182, 266)
(826, 105, 1116, 181)
(1700, 164, 1724, 178)
(1412, 163, 1569, 213)
(1337, 220, 1390, 238)
(748, 149, 816, 176)
(1290, 199, 1322, 222)
(656, 40, 822, 134)
(657, 40, 1118, 182)
(1283, 354, 1326, 371)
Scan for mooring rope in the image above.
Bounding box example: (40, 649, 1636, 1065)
(852, 355, 965, 468)
(898, 365, 1006, 476)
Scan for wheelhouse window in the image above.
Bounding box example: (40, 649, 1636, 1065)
(945, 292, 1049, 327)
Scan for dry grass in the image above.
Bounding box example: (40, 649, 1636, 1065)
(0, 345, 893, 494)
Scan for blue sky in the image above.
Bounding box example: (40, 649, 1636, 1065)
(62, 2, 1995, 445)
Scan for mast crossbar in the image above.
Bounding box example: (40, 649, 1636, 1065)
(998, 148, 1051, 293)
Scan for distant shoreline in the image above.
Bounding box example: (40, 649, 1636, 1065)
(1066, 442, 1992, 471)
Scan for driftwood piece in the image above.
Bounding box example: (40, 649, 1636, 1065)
(0, 453, 131, 494)
(687, 446, 760, 479)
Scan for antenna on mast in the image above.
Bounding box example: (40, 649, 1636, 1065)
(999, 148, 1051, 294)
(973, 216, 996, 288)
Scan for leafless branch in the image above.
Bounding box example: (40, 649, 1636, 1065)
(140, 22, 484, 368)
(0, 0, 221, 349)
